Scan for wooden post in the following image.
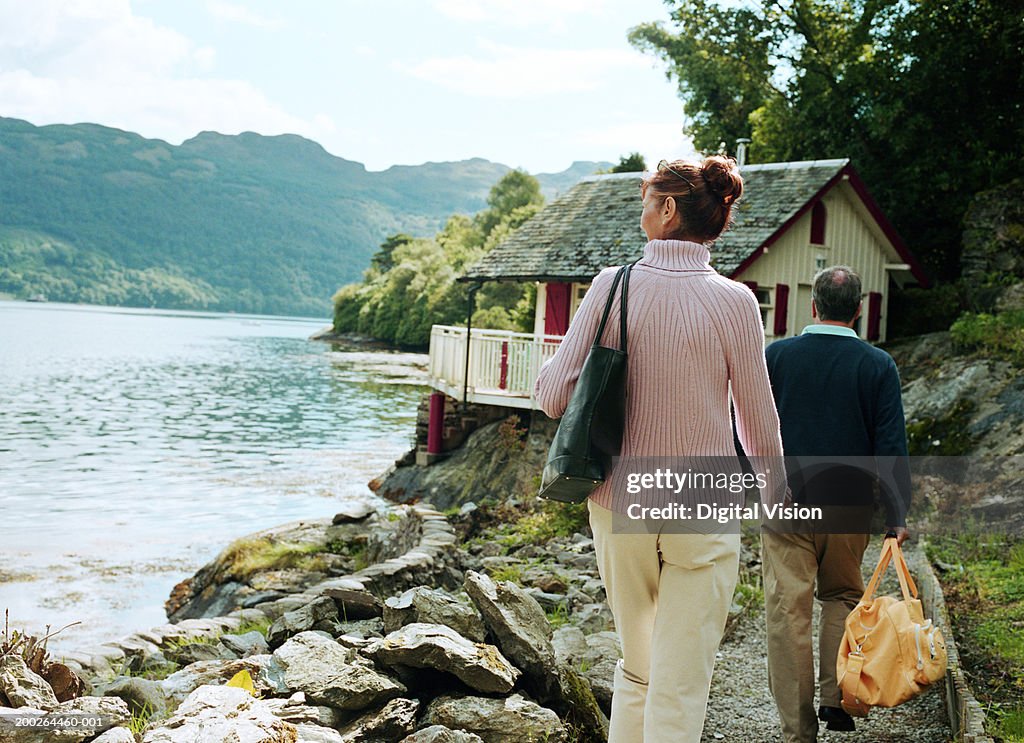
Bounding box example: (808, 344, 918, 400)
(499, 341, 509, 390)
(427, 392, 445, 454)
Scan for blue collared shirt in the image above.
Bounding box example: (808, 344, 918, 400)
(800, 324, 860, 338)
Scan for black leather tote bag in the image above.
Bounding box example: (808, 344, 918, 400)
(538, 263, 631, 503)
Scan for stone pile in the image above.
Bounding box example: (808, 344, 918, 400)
(1, 502, 621, 742)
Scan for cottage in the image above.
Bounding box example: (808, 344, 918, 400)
(422, 158, 926, 457)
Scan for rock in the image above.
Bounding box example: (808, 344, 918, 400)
(39, 662, 86, 703)
(159, 656, 285, 706)
(533, 575, 568, 594)
(0, 696, 130, 742)
(400, 725, 484, 742)
(262, 691, 344, 729)
(580, 632, 620, 712)
(141, 684, 296, 742)
(463, 571, 558, 698)
(332, 502, 375, 523)
(375, 417, 558, 510)
(336, 618, 385, 639)
(321, 588, 383, 620)
(272, 631, 404, 711)
(336, 697, 419, 741)
(100, 676, 170, 719)
(0, 655, 59, 711)
(383, 588, 486, 642)
(572, 603, 615, 634)
(165, 640, 228, 665)
(551, 626, 587, 666)
(555, 664, 609, 742)
(373, 623, 519, 694)
(267, 597, 340, 649)
(221, 631, 271, 658)
(421, 694, 565, 743)
(294, 724, 344, 742)
(91, 728, 138, 743)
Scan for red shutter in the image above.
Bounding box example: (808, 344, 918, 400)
(774, 283, 789, 336)
(811, 202, 827, 245)
(867, 291, 882, 341)
(743, 281, 759, 294)
(544, 283, 572, 336)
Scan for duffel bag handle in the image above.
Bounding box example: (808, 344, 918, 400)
(860, 537, 918, 605)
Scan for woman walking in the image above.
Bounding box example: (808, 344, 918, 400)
(534, 156, 785, 742)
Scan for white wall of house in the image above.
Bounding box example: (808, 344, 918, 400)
(732, 179, 905, 342)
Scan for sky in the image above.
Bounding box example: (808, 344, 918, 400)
(0, 0, 701, 173)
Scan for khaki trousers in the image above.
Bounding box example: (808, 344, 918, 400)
(588, 500, 740, 743)
(761, 527, 870, 743)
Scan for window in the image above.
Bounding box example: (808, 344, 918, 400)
(811, 201, 827, 245)
(815, 254, 827, 271)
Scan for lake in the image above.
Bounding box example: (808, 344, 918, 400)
(0, 301, 428, 651)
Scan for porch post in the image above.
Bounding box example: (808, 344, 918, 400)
(463, 283, 482, 409)
(427, 392, 445, 454)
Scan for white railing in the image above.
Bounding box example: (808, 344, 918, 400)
(428, 325, 564, 409)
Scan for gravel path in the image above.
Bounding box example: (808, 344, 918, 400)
(700, 540, 953, 743)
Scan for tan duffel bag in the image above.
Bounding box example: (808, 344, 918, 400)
(836, 537, 948, 717)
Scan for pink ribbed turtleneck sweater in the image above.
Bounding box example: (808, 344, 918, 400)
(534, 239, 785, 509)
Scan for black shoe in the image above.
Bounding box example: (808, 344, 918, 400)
(818, 705, 856, 732)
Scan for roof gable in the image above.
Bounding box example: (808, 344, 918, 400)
(462, 159, 865, 282)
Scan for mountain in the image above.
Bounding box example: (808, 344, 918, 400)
(0, 116, 610, 317)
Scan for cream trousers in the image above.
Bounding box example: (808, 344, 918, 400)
(588, 499, 740, 743)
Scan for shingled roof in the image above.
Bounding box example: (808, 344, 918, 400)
(461, 158, 877, 282)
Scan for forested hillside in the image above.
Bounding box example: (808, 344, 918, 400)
(0, 116, 606, 316)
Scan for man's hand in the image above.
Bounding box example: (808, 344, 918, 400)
(885, 526, 910, 546)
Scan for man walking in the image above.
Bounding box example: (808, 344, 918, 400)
(761, 265, 911, 742)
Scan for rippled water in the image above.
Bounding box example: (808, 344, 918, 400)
(0, 301, 428, 651)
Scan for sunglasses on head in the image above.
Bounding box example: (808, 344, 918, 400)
(641, 159, 695, 191)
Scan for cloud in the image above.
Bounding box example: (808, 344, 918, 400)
(404, 40, 647, 98)
(0, 1, 331, 145)
(205, 1, 283, 30)
(575, 120, 698, 167)
(433, 0, 608, 30)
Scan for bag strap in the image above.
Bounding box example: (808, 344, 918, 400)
(619, 263, 633, 352)
(859, 537, 918, 605)
(595, 263, 635, 352)
(890, 539, 919, 600)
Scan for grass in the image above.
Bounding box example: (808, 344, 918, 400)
(127, 701, 156, 737)
(324, 539, 369, 570)
(234, 615, 272, 638)
(926, 534, 1024, 742)
(545, 602, 571, 629)
(218, 537, 328, 581)
(467, 499, 590, 556)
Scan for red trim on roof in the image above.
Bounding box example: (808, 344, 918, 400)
(728, 164, 929, 287)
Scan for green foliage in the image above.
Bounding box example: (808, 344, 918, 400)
(234, 615, 273, 638)
(217, 537, 327, 581)
(629, 0, 1024, 285)
(950, 310, 1024, 366)
(611, 152, 647, 173)
(332, 170, 545, 346)
(926, 535, 1024, 738)
(0, 117, 600, 316)
(905, 398, 977, 456)
(127, 700, 156, 735)
(885, 281, 966, 340)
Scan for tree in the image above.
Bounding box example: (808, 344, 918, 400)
(612, 153, 648, 172)
(629, 0, 1024, 281)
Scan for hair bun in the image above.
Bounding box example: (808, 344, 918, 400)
(700, 155, 743, 207)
